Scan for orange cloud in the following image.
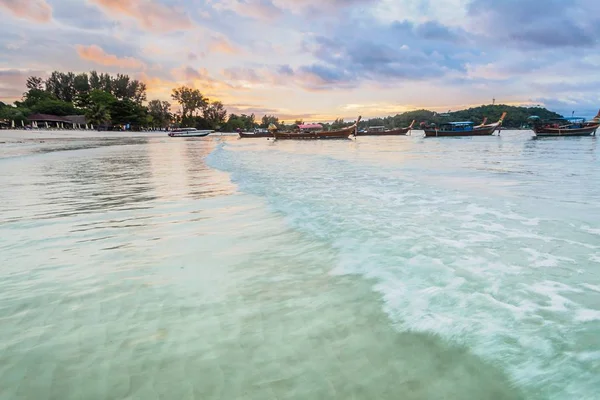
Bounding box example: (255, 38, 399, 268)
(208, 37, 241, 55)
(76, 45, 146, 70)
(90, 0, 193, 32)
(0, 0, 52, 22)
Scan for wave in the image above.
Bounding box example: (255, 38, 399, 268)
(207, 140, 600, 399)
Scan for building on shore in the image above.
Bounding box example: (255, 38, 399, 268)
(27, 114, 88, 129)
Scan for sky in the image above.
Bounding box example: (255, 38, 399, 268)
(1, 0, 599, 121)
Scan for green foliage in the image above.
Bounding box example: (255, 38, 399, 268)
(85, 103, 111, 127)
(171, 86, 207, 120)
(260, 115, 279, 128)
(359, 105, 563, 129)
(109, 99, 147, 128)
(26, 76, 43, 91)
(89, 89, 117, 107)
(225, 113, 257, 131)
(147, 100, 172, 128)
(18, 89, 54, 109)
(331, 118, 352, 130)
(203, 101, 227, 129)
(0, 104, 31, 122)
(31, 98, 78, 116)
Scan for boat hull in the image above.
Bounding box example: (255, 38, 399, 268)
(273, 124, 357, 140)
(356, 127, 411, 136)
(238, 132, 273, 138)
(273, 131, 352, 140)
(168, 130, 212, 137)
(423, 125, 498, 137)
(534, 125, 598, 137)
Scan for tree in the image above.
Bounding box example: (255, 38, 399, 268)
(85, 103, 110, 127)
(44, 71, 76, 102)
(89, 71, 101, 90)
(203, 101, 227, 129)
(73, 73, 91, 108)
(19, 88, 55, 109)
(331, 118, 350, 130)
(109, 99, 147, 129)
(171, 86, 207, 120)
(89, 89, 116, 107)
(260, 115, 279, 128)
(147, 99, 172, 128)
(26, 76, 44, 91)
(31, 99, 78, 116)
(226, 114, 246, 131)
(112, 74, 130, 100)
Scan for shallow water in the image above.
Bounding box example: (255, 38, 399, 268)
(0, 131, 598, 399)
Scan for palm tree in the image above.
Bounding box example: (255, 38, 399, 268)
(85, 103, 110, 129)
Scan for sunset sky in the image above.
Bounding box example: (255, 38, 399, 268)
(1, 0, 599, 121)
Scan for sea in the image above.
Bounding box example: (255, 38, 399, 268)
(0, 129, 599, 400)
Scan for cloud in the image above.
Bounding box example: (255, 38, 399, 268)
(289, 18, 469, 90)
(50, 0, 115, 30)
(467, 0, 600, 48)
(211, 0, 283, 20)
(0, 0, 52, 22)
(76, 44, 146, 69)
(212, 0, 376, 20)
(89, 0, 193, 32)
(222, 67, 262, 83)
(208, 37, 242, 54)
(171, 66, 236, 94)
(0, 68, 47, 102)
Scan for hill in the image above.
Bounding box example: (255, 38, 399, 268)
(359, 105, 563, 129)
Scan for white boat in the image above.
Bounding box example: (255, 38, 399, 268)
(168, 128, 213, 137)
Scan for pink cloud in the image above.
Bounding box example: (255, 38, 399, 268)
(0, 0, 52, 22)
(76, 45, 146, 70)
(90, 0, 193, 32)
(208, 37, 242, 55)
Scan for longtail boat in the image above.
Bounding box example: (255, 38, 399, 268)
(529, 110, 600, 137)
(356, 120, 415, 136)
(423, 112, 506, 137)
(238, 131, 272, 138)
(273, 117, 361, 140)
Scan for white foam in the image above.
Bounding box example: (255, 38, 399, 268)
(581, 283, 600, 293)
(581, 225, 600, 235)
(574, 309, 600, 322)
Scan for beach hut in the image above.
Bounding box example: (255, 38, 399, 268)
(28, 114, 71, 129)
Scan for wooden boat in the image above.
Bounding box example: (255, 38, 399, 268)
(238, 130, 272, 138)
(423, 112, 507, 137)
(529, 110, 600, 137)
(168, 128, 213, 137)
(273, 117, 361, 140)
(356, 120, 415, 136)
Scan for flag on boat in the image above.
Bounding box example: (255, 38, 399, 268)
(45, 122, 49, 129)
(91, 124, 94, 130)
(21, 120, 24, 127)
(86, 124, 89, 130)
(11, 120, 15, 128)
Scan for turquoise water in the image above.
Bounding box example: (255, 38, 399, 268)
(1, 132, 599, 399)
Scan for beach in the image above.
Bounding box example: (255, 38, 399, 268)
(1, 130, 599, 399)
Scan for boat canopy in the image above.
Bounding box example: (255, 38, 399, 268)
(447, 121, 474, 125)
(299, 123, 323, 129)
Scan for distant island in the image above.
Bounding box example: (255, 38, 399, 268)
(0, 69, 563, 131)
(271, 105, 563, 132)
(356, 105, 563, 130)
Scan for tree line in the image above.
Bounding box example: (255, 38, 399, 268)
(0, 74, 565, 131)
(0, 71, 233, 130)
